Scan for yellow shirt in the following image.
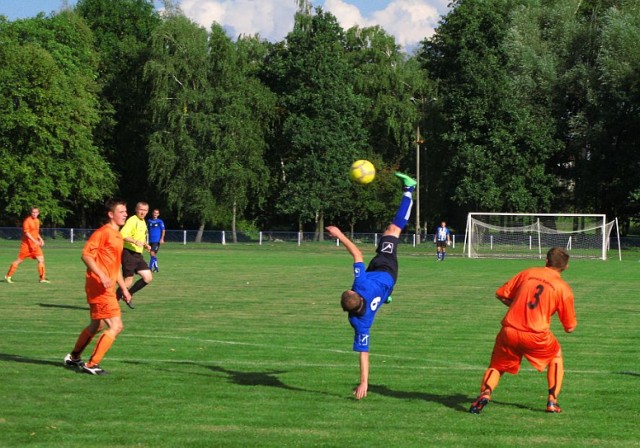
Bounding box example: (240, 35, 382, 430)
(120, 215, 148, 253)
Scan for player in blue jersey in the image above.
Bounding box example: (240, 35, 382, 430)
(434, 220, 451, 261)
(147, 209, 165, 272)
(326, 172, 417, 400)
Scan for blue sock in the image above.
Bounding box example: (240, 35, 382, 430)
(392, 191, 413, 229)
(442, 252, 446, 260)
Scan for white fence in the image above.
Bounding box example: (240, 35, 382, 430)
(0, 227, 457, 248)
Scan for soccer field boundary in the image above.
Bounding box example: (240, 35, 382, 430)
(1, 328, 627, 376)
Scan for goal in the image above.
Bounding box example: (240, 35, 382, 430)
(463, 213, 621, 260)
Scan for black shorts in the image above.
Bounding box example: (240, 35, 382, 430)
(150, 242, 161, 253)
(122, 249, 149, 277)
(366, 235, 399, 282)
(436, 240, 448, 249)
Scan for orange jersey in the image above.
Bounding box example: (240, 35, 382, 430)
(82, 224, 124, 304)
(22, 216, 40, 245)
(497, 266, 577, 333)
(18, 216, 43, 259)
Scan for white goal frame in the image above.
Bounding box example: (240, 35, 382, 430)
(463, 213, 621, 260)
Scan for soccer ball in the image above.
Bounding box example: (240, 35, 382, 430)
(350, 160, 376, 185)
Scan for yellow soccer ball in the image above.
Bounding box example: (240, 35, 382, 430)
(350, 160, 376, 185)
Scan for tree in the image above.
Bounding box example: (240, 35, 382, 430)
(345, 25, 437, 232)
(76, 0, 161, 207)
(595, 2, 640, 229)
(145, 14, 213, 238)
(420, 0, 557, 222)
(263, 8, 369, 239)
(146, 17, 275, 240)
(206, 27, 276, 242)
(0, 13, 115, 225)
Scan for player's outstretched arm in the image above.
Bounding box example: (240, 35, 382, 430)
(354, 351, 369, 400)
(326, 226, 364, 263)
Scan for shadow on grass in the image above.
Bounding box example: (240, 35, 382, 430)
(0, 352, 64, 369)
(617, 371, 640, 377)
(39, 303, 89, 311)
(368, 384, 472, 412)
(204, 364, 307, 392)
(369, 384, 536, 413)
(124, 359, 341, 397)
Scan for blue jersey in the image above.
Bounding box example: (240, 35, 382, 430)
(147, 218, 165, 243)
(348, 261, 395, 352)
(435, 226, 450, 242)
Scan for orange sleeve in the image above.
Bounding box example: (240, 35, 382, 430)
(556, 284, 577, 331)
(496, 270, 525, 300)
(82, 227, 103, 260)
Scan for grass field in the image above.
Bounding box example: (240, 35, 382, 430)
(0, 242, 639, 447)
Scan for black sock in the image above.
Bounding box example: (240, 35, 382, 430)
(128, 278, 148, 296)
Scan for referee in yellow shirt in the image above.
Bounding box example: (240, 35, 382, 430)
(116, 202, 153, 309)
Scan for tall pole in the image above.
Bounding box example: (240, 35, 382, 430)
(416, 125, 420, 242)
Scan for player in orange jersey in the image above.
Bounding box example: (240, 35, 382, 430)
(5, 207, 49, 283)
(64, 199, 132, 375)
(469, 247, 577, 414)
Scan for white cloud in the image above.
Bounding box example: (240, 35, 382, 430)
(370, 0, 440, 48)
(322, 0, 366, 29)
(178, 0, 297, 41)
(174, 0, 447, 52)
(322, 0, 441, 51)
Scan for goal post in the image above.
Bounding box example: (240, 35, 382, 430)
(463, 213, 621, 260)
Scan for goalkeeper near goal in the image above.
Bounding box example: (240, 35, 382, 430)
(469, 247, 577, 414)
(326, 171, 416, 400)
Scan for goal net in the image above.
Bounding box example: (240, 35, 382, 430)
(463, 213, 621, 260)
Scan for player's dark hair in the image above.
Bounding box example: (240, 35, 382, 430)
(341, 290, 364, 314)
(105, 198, 126, 214)
(547, 247, 569, 270)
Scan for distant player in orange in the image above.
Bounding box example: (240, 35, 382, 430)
(64, 199, 132, 375)
(469, 247, 577, 414)
(5, 207, 49, 283)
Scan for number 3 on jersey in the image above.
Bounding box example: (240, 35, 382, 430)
(528, 284, 544, 309)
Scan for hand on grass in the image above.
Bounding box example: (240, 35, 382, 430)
(353, 382, 368, 400)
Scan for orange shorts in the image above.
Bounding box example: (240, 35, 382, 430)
(18, 242, 43, 260)
(86, 279, 121, 320)
(89, 300, 122, 320)
(489, 326, 560, 374)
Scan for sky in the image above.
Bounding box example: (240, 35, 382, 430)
(0, 0, 450, 53)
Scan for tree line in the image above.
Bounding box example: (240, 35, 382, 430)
(1, 0, 638, 238)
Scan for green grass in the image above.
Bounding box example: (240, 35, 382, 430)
(0, 243, 638, 447)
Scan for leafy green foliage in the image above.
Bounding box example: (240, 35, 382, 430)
(145, 17, 275, 235)
(264, 9, 370, 236)
(422, 0, 558, 215)
(0, 13, 115, 225)
(76, 0, 161, 207)
(2, 1, 640, 233)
